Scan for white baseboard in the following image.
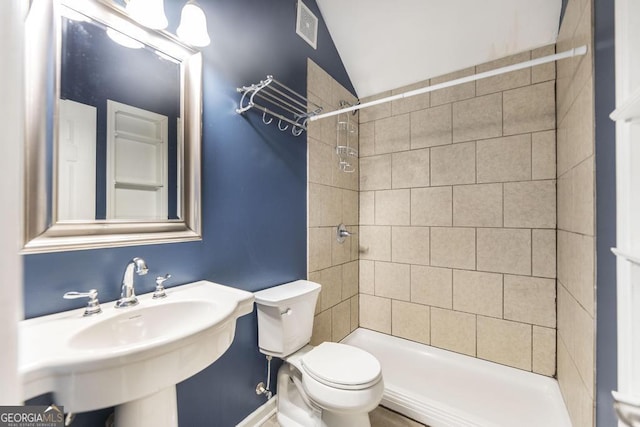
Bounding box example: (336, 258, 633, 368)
(236, 397, 277, 427)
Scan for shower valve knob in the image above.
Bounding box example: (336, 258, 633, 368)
(337, 223, 355, 244)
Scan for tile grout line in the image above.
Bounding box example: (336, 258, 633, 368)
(502, 274, 505, 321)
(531, 324, 535, 372)
(502, 183, 505, 228)
(530, 132, 534, 180)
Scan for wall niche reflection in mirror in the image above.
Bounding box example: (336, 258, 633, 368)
(59, 13, 181, 221)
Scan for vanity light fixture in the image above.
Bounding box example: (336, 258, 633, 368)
(176, 0, 211, 47)
(121, 0, 211, 48)
(125, 0, 168, 30)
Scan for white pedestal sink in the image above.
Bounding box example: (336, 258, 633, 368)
(20, 280, 254, 427)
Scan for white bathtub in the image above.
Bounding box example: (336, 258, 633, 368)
(342, 328, 572, 427)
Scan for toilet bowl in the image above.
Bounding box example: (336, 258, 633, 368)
(254, 280, 384, 427)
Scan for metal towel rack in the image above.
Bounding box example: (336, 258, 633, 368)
(236, 75, 323, 136)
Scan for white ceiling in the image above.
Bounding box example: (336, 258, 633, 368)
(315, 0, 562, 98)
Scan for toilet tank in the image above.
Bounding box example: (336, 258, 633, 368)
(254, 280, 321, 357)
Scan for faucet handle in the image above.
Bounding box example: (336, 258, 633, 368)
(63, 289, 102, 316)
(153, 274, 171, 299)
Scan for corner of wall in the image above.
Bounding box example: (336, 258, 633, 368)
(307, 60, 360, 345)
(555, 0, 597, 425)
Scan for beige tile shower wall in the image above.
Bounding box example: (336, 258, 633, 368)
(358, 47, 557, 376)
(307, 59, 360, 344)
(556, 0, 596, 425)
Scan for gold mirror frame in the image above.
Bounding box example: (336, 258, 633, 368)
(23, 0, 202, 254)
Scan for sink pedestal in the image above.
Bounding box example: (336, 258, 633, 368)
(115, 386, 178, 427)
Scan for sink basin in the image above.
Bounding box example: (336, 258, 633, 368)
(69, 300, 215, 350)
(20, 280, 254, 420)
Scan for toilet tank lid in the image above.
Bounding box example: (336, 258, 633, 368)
(254, 280, 321, 307)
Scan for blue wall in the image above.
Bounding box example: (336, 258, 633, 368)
(594, 0, 617, 425)
(23, 0, 354, 425)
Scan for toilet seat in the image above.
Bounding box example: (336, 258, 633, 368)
(301, 342, 382, 391)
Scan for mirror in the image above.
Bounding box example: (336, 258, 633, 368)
(23, 0, 202, 253)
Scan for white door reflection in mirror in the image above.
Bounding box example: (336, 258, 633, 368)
(106, 100, 168, 220)
(58, 99, 97, 221)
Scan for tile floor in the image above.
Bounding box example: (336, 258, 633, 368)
(370, 406, 427, 426)
(261, 405, 427, 427)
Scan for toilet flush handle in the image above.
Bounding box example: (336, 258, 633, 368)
(281, 308, 292, 316)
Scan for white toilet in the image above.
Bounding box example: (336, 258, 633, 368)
(254, 280, 384, 427)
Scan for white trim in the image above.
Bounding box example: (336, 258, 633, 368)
(611, 248, 640, 266)
(613, 1, 640, 425)
(235, 397, 277, 427)
(0, 0, 26, 404)
(610, 86, 640, 122)
(309, 45, 588, 122)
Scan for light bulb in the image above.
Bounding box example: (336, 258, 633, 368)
(106, 28, 144, 49)
(126, 0, 168, 30)
(176, 1, 211, 47)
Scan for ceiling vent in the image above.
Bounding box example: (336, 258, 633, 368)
(296, 0, 318, 49)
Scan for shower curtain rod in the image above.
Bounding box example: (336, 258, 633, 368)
(309, 45, 588, 122)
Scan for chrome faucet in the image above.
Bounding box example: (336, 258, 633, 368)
(115, 257, 148, 308)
